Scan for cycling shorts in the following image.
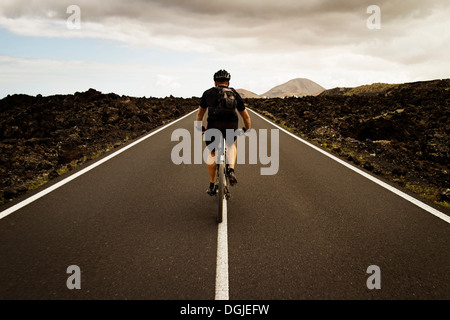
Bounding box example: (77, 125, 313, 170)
(205, 121, 239, 152)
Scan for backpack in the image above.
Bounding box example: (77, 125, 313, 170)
(209, 86, 238, 118)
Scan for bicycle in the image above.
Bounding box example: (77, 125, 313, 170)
(201, 127, 249, 223)
(214, 128, 247, 223)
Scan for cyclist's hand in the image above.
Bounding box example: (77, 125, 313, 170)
(196, 125, 206, 133)
(236, 127, 252, 136)
(242, 127, 254, 135)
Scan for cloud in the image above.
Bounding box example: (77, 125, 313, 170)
(0, 0, 448, 97)
(2, 0, 448, 50)
(0, 55, 208, 98)
(156, 74, 181, 90)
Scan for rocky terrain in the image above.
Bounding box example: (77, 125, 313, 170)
(246, 79, 450, 208)
(1, 79, 449, 209)
(0, 89, 199, 204)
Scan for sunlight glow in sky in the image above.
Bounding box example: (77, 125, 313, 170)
(1, 0, 449, 98)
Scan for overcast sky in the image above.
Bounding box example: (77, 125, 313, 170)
(0, 0, 449, 98)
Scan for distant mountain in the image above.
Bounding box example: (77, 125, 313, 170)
(262, 78, 326, 98)
(236, 89, 261, 99)
(319, 83, 399, 96)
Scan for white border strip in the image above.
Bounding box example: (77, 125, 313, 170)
(215, 198, 229, 300)
(0, 109, 198, 220)
(248, 109, 450, 225)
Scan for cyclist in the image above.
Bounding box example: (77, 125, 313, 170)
(196, 69, 252, 196)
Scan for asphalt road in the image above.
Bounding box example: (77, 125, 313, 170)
(1, 108, 449, 301)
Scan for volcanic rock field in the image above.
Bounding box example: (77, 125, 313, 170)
(1, 79, 449, 208)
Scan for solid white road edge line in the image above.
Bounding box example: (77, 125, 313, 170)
(248, 108, 450, 225)
(215, 198, 229, 300)
(0, 109, 198, 220)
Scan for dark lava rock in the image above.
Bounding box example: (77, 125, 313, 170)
(0, 89, 199, 203)
(1, 80, 449, 208)
(247, 79, 450, 207)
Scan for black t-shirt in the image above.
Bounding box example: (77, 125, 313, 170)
(200, 86, 245, 124)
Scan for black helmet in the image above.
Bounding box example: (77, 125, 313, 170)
(214, 69, 231, 82)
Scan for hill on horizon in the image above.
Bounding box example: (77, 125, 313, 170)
(236, 78, 326, 99)
(261, 78, 326, 98)
(235, 89, 262, 99)
(319, 82, 399, 96)
(237, 78, 450, 100)
(319, 79, 450, 97)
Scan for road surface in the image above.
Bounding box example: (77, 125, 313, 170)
(1, 108, 449, 302)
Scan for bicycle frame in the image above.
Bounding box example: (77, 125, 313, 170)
(216, 135, 230, 223)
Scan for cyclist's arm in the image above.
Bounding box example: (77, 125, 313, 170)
(196, 106, 207, 122)
(195, 106, 207, 131)
(239, 109, 251, 130)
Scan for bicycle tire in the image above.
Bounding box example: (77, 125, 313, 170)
(217, 160, 225, 223)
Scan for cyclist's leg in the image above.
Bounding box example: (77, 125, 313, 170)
(224, 126, 238, 186)
(224, 124, 238, 170)
(226, 141, 237, 170)
(207, 150, 217, 183)
(205, 133, 217, 183)
(205, 133, 218, 195)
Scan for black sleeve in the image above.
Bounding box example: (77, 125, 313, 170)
(233, 89, 245, 111)
(200, 90, 208, 109)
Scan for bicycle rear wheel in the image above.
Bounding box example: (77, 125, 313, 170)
(217, 161, 225, 223)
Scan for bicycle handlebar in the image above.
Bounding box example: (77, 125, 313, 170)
(200, 127, 254, 137)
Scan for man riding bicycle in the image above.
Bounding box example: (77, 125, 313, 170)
(196, 69, 252, 196)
